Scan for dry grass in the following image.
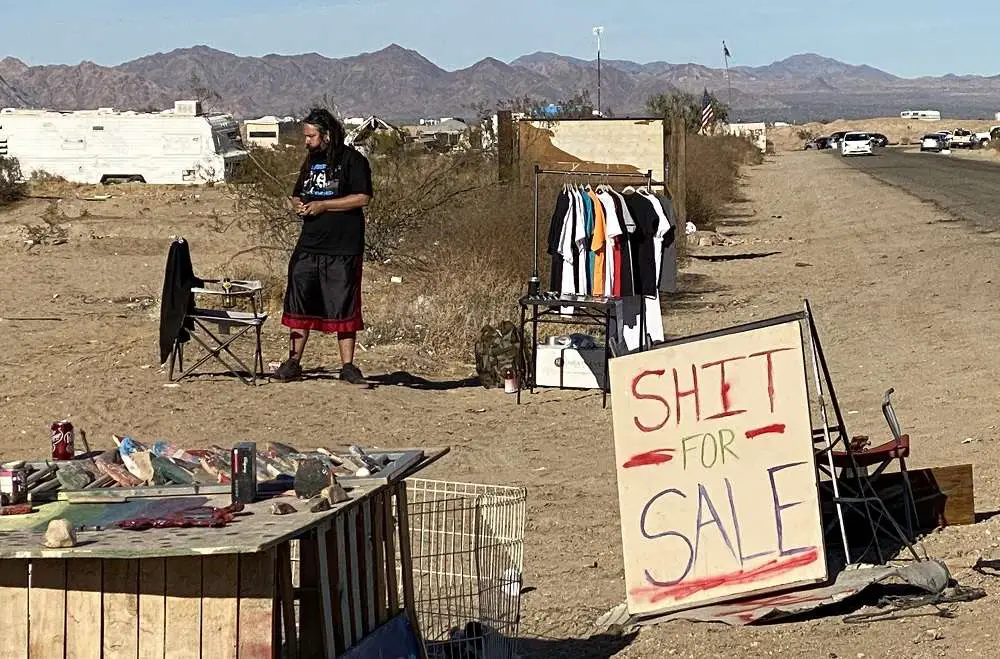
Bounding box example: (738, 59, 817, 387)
(685, 134, 764, 231)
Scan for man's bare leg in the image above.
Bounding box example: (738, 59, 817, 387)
(337, 331, 356, 366)
(290, 329, 310, 362)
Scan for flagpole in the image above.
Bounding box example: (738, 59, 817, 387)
(723, 41, 733, 118)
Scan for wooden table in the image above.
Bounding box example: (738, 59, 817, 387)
(0, 478, 423, 658)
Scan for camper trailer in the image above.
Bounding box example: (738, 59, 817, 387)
(0, 100, 247, 184)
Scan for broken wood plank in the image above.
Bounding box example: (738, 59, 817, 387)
(103, 559, 140, 659)
(138, 558, 166, 659)
(395, 485, 422, 647)
(238, 550, 276, 659)
(0, 559, 30, 659)
(201, 555, 239, 659)
(28, 559, 67, 658)
(66, 558, 103, 659)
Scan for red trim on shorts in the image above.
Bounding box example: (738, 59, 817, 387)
(281, 312, 364, 333)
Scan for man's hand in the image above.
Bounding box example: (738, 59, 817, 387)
(297, 201, 327, 216)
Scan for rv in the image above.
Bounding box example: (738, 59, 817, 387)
(0, 100, 246, 184)
(899, 110, 941, 121)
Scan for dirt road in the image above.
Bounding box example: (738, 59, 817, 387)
(1, 151, 999, 657)
(839, 147, 1000, 231)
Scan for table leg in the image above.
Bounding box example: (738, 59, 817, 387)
(603, 309, 612, 408)
(530, 304, 539, 394)
(518, 303, 526, 404)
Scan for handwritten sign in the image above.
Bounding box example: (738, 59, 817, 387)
(609, 318, 826, 616)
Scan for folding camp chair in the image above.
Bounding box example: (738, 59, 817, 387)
(168, 280, 268, 385)
(160, 239, 268, 385)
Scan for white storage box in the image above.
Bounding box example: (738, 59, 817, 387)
(534, 344, 607, 390)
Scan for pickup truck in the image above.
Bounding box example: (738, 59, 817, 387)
(947, 129, 979, 148)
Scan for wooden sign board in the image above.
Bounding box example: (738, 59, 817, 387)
(609, 317, 828, 617)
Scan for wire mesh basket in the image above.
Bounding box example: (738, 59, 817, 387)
(404, 478, 528, 659)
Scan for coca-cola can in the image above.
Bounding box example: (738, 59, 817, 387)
(50, 420, 75, 461)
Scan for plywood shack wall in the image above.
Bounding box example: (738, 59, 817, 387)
(516, 118, 666, 187)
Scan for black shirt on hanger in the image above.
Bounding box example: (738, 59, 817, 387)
(623, 192, 660, 296)
(547, 190, 570, 291)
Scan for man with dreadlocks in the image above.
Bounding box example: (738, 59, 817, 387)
(273, 108, 374, 383)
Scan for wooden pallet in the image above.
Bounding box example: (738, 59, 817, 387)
(0, 481, 424, 658)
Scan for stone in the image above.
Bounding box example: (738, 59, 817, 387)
(322, 482, 350, 505)
(310, 498, 332, 513)
(294, 458, 334, 499)
(270, 502, 297, 516)
(55, 462, 93, 490)
(43, 518, 77, 548)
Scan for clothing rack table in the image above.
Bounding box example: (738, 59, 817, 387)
(518, 292, 629, 408)
(519, 165, 659, 409)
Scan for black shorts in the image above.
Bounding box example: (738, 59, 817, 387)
(281, 251, 364, 333)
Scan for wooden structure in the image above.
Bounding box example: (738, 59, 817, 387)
(0, 471, 435, 658)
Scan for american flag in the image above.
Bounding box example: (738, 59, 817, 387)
(699, 89, 715, 134)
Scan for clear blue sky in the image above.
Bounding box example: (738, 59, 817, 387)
(3, 0, 998, 77)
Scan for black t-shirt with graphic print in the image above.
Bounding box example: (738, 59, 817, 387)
(293, 146, 373, 256)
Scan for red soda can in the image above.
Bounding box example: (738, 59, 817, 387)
(50, 420, 75, 460)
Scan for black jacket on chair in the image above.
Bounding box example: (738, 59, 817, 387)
(159, 240, 204, 364)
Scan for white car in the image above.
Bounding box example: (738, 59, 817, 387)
(840, 132, 873, 156)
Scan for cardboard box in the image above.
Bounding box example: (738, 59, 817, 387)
(534, 344, 606, 390)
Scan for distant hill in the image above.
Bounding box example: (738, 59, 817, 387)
(2, 45, 999, 123)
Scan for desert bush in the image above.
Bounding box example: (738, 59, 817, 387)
(796, 128, 815, 141)
(0, 156, 27, 206)
(686, 134, 763, 231)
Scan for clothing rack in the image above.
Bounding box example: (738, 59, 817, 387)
(518, 165, 661, 407)
(530, 164, 657, 294)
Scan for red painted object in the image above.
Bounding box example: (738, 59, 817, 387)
(115, 502, 245, 531)
(50, 420, 74, 460)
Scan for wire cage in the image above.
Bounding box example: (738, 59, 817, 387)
(404, 478, 528, 659)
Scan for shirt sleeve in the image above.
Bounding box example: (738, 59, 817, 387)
(346, 149, 374, 197)
(292, 165, 306, 198)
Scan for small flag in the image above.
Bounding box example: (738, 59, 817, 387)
(723, 41, 731, 59)
(700, 89, 715, 134)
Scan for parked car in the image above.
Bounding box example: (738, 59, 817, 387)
(868, 133, 889, 147)
(948, 129, 979, 148)
(828, 131, 848, 148)
(804, 136, 833, 150)
(840, 131, 873, 156)
(920, 133, 948, 152)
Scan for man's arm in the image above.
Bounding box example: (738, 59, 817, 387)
(302, 194, 371, 214)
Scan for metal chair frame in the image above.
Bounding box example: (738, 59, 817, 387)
(168, 279, 268, 386)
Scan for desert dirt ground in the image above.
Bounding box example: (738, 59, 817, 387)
(1, 150, 999, 658)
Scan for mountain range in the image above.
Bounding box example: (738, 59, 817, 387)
(2, 44, 999, 123)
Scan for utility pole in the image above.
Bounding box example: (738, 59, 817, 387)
(593, 26, 604, 117)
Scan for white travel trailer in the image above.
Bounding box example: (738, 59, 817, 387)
(0, 100, 246, 184)
(899, 110, 941, 121)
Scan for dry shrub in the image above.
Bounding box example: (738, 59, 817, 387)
(0, 156, 27, 206)
(222, 142, 533, 362)
(685, 134, 763, 231)
(362, 182, 539, 358)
